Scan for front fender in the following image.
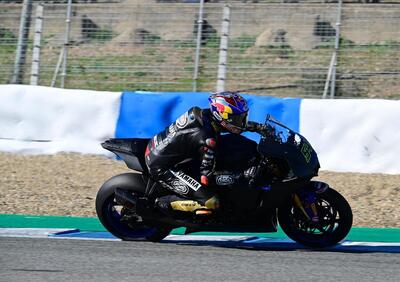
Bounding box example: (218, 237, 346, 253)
(307, 181, 330, 194)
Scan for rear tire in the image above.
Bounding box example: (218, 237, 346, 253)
(278, 188, 353, 248)
(95, 173, 172, 242)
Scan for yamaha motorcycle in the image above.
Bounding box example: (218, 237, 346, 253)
(95, 115, 352, 248)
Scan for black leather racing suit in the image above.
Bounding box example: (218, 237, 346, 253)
(144, 106, 266, 213)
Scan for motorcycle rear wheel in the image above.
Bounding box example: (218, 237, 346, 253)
(95, 173, 172, 242)
(278, 188, 353, 248)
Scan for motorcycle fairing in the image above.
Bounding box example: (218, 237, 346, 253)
(257, 117, 320, 179)
(102, 138, 150, 173)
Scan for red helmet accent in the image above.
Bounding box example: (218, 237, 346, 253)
(208, 92, 249, 134)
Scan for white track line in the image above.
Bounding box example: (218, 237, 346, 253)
(1, 228, 400, 252)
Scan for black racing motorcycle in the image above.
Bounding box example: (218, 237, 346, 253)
(95, 115, 352, 248)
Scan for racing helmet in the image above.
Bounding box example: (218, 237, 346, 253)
(208, 92, 249, 134)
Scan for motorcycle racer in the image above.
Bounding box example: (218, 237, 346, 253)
(145, 92, 267, 216)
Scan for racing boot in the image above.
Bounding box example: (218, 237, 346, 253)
(154, 195, 215, 218)
(194, 196, 219, 217)
(154, 195, 193, 218)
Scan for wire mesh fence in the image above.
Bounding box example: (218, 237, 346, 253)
(0, 0, 399, 98)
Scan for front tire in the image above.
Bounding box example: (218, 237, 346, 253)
(95, 173, 171, 242)
(278, 188, 353, 248)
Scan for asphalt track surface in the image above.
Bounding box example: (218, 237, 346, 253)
(1, 237, 400, 282)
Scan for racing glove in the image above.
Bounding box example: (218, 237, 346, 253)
(199, 138, 217, 186)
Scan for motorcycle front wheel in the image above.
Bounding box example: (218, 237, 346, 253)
(278, 188, 353, 248)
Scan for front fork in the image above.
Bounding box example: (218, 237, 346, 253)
(293, 193, 319, 223)
(293, 181, 329, 223)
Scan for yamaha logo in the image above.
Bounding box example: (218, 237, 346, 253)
(172, 171, 202, 191)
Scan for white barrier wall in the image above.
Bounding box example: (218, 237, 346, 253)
(0, 85, 121, 155)
(1, 85, 400, 174)
(300, 99, 400, 174)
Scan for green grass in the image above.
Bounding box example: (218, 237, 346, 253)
(0, 28, 16, 44)
(0, 37, 398, 98)
(0, 43, 16, 84)
(230, 35, 257, 51)
(86, 27, 117, 42)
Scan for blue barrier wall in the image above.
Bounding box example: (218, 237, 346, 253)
(2, 85, 399, 174)
(115, 91, 301, 141)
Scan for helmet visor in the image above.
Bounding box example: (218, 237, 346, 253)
(227, 111, 248, 129)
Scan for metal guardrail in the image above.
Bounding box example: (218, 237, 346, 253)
(0, 1, 399, 98)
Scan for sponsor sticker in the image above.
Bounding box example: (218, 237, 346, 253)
(173, 171, 202, 191)
(301, 142, 312, 163)
(176, 112, 189, 129)
(216, 175, 234, 186)
(153, 135, 159, 147)
(170, 180, 189, 195)
(168, 124, 177, 136)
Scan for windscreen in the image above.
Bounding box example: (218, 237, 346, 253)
(264, 116, 303, 148)
(259, 115, 319, 178)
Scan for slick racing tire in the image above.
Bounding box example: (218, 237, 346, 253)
(96, 173, 172, 242)
(278, 188, 353, 248)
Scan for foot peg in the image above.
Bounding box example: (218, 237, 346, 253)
(114, 188, 138, 209)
